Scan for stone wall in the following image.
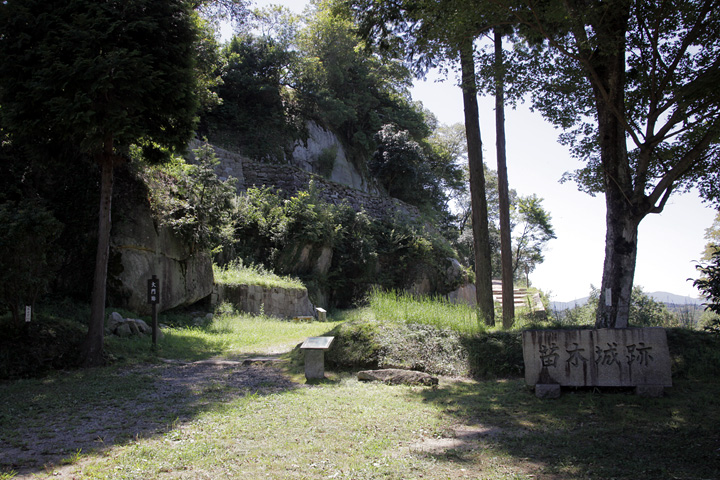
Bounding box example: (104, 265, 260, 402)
(242, 162, 419, 219)
(212, 284, 316, 319)
(189, 132, 420, 220)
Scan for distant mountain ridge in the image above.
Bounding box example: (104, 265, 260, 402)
(550, 291, 703, 311)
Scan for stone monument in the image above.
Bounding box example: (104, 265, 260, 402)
(522, 327, 672, 398)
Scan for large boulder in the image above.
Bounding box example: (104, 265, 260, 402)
(448, 283, 477, 306)
(108, 172, 213, 315)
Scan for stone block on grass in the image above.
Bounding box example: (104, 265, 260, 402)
(358, 369, 438, 386)
(535, 384, 561, 399)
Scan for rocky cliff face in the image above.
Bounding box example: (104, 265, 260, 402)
(190, 122, 418, 220)
(108, 170, 213, 315)
(290, 121, 378, 194)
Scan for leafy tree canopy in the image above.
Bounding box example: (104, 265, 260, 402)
(0, 0, 202, 161)
(199, 33, 302, 158)
(701, 211, 720, 261)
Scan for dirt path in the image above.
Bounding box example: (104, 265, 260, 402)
(3, 356, 301, 479)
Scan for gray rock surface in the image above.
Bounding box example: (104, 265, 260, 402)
(110, 192, 213, 315)
(213, 284, 315, 319)
(291, 122, 377, 194)
(106, 312, 163, 340)
(357, 368, 439, 386)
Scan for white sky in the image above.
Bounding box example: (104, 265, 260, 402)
(234, 0, 718, 302)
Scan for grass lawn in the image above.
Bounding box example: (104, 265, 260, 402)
(1, 310, 719, 479)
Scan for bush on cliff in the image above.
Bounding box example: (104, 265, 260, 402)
(226, 185, 458, 307)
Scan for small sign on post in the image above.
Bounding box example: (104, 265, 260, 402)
(147, 276, 160, 305)
(147, 275, 160, 347)
(25, 306, 31, 323)
(300, 336, 334, 380)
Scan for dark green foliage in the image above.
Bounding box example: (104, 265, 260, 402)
(316, 146, 338, 178)
(230, 184, 340, 270)
(370, 124, 435, 206)
(0, 0, 200, 156)
(324, 319, 384, 369)
(0, 200, 63, 326)
(295, 3, 429, 165)
(463, 332, 524, 379)
(323, 317, 467, 376)
(199, 35, 301, 159)
(228, 186, 456, 307)
(140, 143, 237, 254)
(694, 246, 720, 320)
(666, 328, 720, 380)
(0, 141, 101, 301)
(1, 0, 205, 366)
(0, 316, 85, 379)
(201, 2, 431, 188)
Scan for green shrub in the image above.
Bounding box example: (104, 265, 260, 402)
(0, 316, 85, 379)
(138, 143, 237, 254)
(316, 145, 338, 178)
(699, 310, 720, 333)
(324, 318, 384, 369)
(376, 322, 468, 376)
(0, 199, 63, 326)
(463, 332, 524, 379)
(228, 186, 460, 307)
(666, 327, 720, 380)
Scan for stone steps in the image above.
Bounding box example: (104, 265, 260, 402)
(491, 279, 544, 311)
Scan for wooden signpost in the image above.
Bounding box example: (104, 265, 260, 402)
(147, 275, 160, 346)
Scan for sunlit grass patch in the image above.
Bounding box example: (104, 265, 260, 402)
(72, 378, 452, 480)
(106, 312, 341, 362)
(213, 260, 304, 290)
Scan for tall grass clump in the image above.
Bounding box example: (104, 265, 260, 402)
(368, 288, 485, 335)
(213, 260, 304, 290)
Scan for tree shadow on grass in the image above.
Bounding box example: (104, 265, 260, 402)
(0, 339, 301, 478)
(404, 377, 720, 479)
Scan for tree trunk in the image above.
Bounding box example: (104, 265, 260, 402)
(585, 5, 637, 328)
(596, 91, 643, 328)
(460, 40, 495, 326)
(81, 143, 115, 367)
(598, 198, 641, 328)
(494, 29, 514, 329)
